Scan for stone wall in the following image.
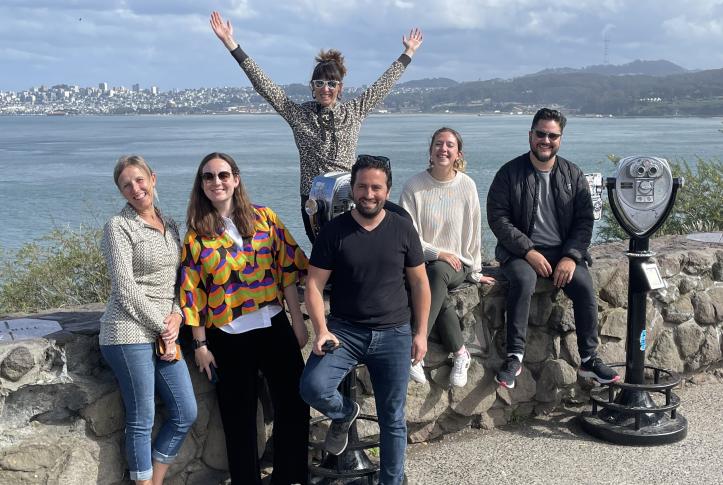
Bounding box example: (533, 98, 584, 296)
(0, 235, 720, 483)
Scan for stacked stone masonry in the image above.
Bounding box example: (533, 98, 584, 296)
(0, 236, 720, 483)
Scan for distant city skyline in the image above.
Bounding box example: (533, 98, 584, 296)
(3, 1, 723, 92)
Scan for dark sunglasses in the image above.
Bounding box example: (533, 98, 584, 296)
(311, 79, 340, 89)
(201, 171, 233, 182)
(533, 130, 562, 141)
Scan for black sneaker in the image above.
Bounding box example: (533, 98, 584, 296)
(578, 356, 620, 384)
(495, 355, 522, 389)
(324, 401, 360, 455)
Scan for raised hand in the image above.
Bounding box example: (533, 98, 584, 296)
(210, 11, 238, 51)
(402, 28, 423, 57)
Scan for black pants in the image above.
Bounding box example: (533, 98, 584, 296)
(207, 311, 309, 485)
(501, 246, 599, 359)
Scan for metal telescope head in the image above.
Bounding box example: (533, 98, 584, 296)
(606, 156, 683, 238)
(305, 172, 354, 239)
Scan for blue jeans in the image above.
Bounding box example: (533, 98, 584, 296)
(101, 343, 197, 481)
(300, 318, 412, 485)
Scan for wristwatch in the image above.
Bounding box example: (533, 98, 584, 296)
(192, 339, 208, 350)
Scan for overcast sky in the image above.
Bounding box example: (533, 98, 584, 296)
(3, 0, 723, 92)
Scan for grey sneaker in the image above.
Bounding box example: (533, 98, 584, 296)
(495, 355, 522, 389)
(324, 401, 360, 455)
(578, 356, 620, 384)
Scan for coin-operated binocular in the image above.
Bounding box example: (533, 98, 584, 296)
(305, 172, 354, 240)
(580, 156, 687, 445)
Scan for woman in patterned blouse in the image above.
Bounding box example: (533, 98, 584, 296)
(180, 152, 310, 484)
(100, 155, 197, 485)
(210, 10, 423, 242)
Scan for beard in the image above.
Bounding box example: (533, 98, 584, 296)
(531, 144, 558, 163)
(354, 199, 384, 219)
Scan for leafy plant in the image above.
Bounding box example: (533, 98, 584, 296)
(0, 226, 109, 314)
(596, 157, 723, 242)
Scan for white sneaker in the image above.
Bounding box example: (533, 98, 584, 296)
(410, 360, 427, 383)
(450, 350, 471, 387)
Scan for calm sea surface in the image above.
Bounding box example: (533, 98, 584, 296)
(0, 114, 721, 256)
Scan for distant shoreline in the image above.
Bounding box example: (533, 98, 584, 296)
(2, 112, 723, 119)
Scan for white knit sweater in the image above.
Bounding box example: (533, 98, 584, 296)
(399, 170, 482, 271)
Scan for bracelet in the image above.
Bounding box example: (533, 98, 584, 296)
(192, 339, 208, 350)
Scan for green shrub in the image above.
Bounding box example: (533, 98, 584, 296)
(0, 227, 109, 314)
(596, 157, 723, 242)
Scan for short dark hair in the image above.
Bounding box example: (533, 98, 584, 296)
(531, 108, 567, 132)
(351, 154, 392, 189)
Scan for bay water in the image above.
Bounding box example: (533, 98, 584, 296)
(0, 114, 720, 257)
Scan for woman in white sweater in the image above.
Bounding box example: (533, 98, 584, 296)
(399, 127, 495, 387)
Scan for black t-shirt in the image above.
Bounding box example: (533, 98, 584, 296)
(310, 210, 424, 328)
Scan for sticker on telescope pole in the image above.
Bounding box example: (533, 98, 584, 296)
(640, 329, 647, 351)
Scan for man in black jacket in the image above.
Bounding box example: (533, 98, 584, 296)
(487, 108, 619, 389)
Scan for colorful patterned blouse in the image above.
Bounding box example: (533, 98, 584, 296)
(180, 205, 308, 328)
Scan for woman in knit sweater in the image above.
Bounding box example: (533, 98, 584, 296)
(100, 155, 197, 485)
(399, 128, 495, 388)
(210, 11, 423, 241)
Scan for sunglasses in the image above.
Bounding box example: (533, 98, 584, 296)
(533, 130, 562, 141)
(201, 171, 233, 183)
(311, 79, 340, 89)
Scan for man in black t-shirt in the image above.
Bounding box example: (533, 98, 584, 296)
(300, 155, 430, 485)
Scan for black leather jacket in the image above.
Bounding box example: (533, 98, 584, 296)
(486, 152, 594, 265)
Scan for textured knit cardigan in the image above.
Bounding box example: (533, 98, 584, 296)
(100, 204, 182, 345)
(230, 46, 411, 195)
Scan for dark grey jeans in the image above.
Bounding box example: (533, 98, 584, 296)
(426, 260, 471, 353)
(501, 246, 599, 359)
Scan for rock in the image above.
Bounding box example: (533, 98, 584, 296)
(448, 360, 496, 416)
(481, 295, 506, 330)
(0, 347, 35, 382)
(677, 276, 695, 295)
(674, 320, 705, 357)
(405, 378, 449, 423)
(655, 252, 683, 278)
(461, 309, 492, 358)
(201, 406, 228, 471)
(79, 389, 124, 437)
(663, 294, 695, 324)
(535, 359, 578, 403)
(524, 327, 559, 363)
(497, 367, 536, 405)
(713, 261, 723, 281)
(449, 285, 480, 318)
(596, 340, 626, 367)
(559, 332, 582, 368)
(692, 291, 720, 325)
(683, 250, 717, 275)
(599, 267, 629, 308)
(478, 408, 507, 430)
(687, 327, 722, 371)
(647, 328, 684, 373)
(600, 308, 627, 340)
(528, 293, 553, 327)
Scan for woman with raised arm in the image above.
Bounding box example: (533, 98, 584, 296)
(100, 155, 197, 485)
(180, 152, 309, 484)
(399, 128, 495, 388)
(210, 11, 423, 241)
